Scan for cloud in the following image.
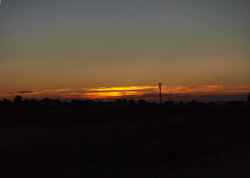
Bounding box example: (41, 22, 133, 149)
(163, 85, 225, 94)
(53, 89, 72, 92)
(74, 86, 158, 100)
(7, 90, 46, 95)
(83, 86, 156, 92)
(2, 88, 73, 98)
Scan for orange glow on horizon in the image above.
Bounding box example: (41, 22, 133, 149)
(1, 85, 250, 101)
(86, 91, 145, 99)
(83, 86, 157, 92)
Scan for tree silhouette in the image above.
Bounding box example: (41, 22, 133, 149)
(248, 92, 250, 103)
(2, 98, 11, 106)
(14, 95, 22, 104)
(128, 99, 135, 105)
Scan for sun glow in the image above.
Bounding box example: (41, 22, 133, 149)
(83, 86, 157, 92)
(78, 86, 157, 99)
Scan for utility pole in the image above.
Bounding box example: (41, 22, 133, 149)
(159, 82, 162, 104)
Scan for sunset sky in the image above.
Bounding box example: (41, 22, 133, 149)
(0, 0, 250, 101)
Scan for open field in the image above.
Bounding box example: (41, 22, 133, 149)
(1, 102, 250, 177)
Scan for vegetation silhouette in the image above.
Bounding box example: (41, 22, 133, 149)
(0, 95, 250, 177)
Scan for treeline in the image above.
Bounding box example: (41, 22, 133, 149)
(0, 95, 250, 128)
(1, 95, 249, 108)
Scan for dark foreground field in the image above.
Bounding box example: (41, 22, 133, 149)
(1, 100, 250, 177)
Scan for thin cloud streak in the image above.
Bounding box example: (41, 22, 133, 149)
(1, 89, 73, 98)
(7, 90, 46, 95)
(83, 86, 156, 92)
(164, 85, 225, 94)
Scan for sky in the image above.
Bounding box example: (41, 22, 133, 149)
(0, 0, 250, 101)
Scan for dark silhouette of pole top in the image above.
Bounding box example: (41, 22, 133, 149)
(159, 82, 162, 104)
